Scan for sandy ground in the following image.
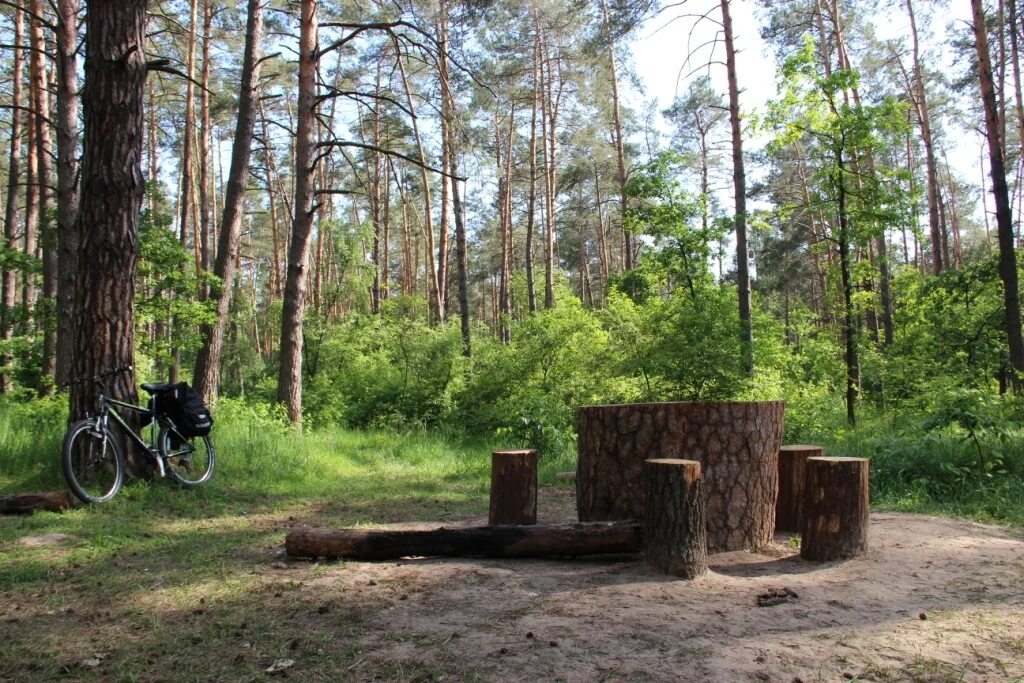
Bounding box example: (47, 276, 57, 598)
(282, 488, 1024, 682)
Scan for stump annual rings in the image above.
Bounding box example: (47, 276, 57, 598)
(643, 459, 707, 579)
(800, 457, 869, 562)
(775, 445, 824, 533)
(489, 449, 538, 525)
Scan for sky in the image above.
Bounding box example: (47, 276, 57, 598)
(626, 0, 993, 228)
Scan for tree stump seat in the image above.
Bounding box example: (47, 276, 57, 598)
(801, 457, 869, 561)
(775, 445, 825, 533)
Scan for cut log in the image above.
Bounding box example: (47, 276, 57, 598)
(285, 521, 642, 560)
(555, 471, 576, 481)
(775, 445, 825, 533)
(0, 491, 76, 515)
(801, 457, 869, 562)
(577, 401, 785, 552)
(489, 449, 537, 525)
(643, 459, 707, 578)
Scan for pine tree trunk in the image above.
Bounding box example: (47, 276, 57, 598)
(277, 0, 318, 424)
(972, 0, 1024, 389)
(643, 459, 707, 578)
(55, 0, 82, 386)
(721, 0, 754, 375)
(30, 0, 56, 388)
(1, 8, 25, 395)
(800, 457, 869, 561)
(193, 0, 263, 403)
(286, 522, 642, 561)
(71, 0, 149, 476)
(576, 401, 785, 552)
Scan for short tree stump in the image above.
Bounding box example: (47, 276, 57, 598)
(801, 456, 869, 561)
(643, 459, 707, 578)
(775, 445, 825, 533)
(489, 449, 538, 525)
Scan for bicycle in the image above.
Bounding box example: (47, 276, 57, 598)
(61, 366, 215, 504)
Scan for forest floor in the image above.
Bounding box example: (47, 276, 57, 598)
(2, 485, 1024, 682)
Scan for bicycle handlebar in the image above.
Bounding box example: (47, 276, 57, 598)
(60, 365, 134, 389)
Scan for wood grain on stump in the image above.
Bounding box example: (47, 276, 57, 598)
(643, 459, 707, 579)
(285, 522, 642, 560)
(801, 457, 869, 562)
(0, 491, 76, 515)
(489, 449, 538, 525)
(577, 401, 785, 552)
(775, 445, 824, 533)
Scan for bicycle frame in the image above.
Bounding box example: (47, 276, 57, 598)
(94, 395, 168, 478)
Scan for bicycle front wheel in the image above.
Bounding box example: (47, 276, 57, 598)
(62, 420, 125, 504)
(158, 425, 215, 487)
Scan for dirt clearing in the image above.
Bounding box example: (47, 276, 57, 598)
(287, 488, 1024, 682)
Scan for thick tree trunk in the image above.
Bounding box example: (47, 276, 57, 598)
(0, 491, 76, 515)
(489, 449, 538, 526)
(71, 0, 148, 475)
(55, 0, 82, 386)
(972, 0, 1024, 389)
(193, 0, 264, 403)
(800, 457, 869, 561)
(1, 8, 25, 394)
(643, 459, 707, 578)
(277, 0, 318, 424)
(775, 445, 824, 533)
(286, 522, 642, 560)
(576, 401, 785, 552)
(721, 0, 753, 375)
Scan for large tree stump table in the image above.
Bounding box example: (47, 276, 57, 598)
(577, 401, 786, 552)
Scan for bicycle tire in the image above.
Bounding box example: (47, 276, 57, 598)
(62, 419, 125, 504)
(158, 424, 215, 487)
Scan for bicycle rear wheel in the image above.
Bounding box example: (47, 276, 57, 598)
(158, 425, 215, 487)
(62, 420, 124, 504)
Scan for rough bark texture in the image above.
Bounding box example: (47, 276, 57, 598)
(643, 459, 707, 579)
(1, 8, 24, 395)
(193, 0, 263, 403)
(285, 522, 642, 560)
(800, 457, 869, 562)
(0, 491, 76, 515)
(775, 445, 824, 533)
(70, 0, 148, 480)
(576, 401, 785, 552)
(276, 0, 317, 423)
(489, 449, 538, 525)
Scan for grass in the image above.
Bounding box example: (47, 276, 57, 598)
(0, 399, 577, 681)
(2, 396, 1023, 680)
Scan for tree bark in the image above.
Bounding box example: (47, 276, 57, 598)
(972, 0, 1024, 390)
(721, 0, 753, 375)
(193, 0, 263, 403)
(576, 401, 785, 552)
(489, 449, 538, 526)
(70, 0, 148, 476)
(0, 491, 76, 515)
(775, 444, 824, 533)
(286, 521, 642, 560)
(800, 457, 869, 561)
(643, 459, 707, 578)
(1, 8, 25, 394)
(55, 0, 82, 386)
(277, 0, 318, 424)
(30, 0, 56, 387)
(600, 0, 631, 272)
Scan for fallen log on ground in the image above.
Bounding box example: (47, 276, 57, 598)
(285, 521, 643, 560)
(0, 491, 76, 515)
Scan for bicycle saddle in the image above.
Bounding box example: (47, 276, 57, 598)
(141, 382, 174, 394)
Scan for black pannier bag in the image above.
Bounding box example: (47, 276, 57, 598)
(169, 382, 214, 437)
